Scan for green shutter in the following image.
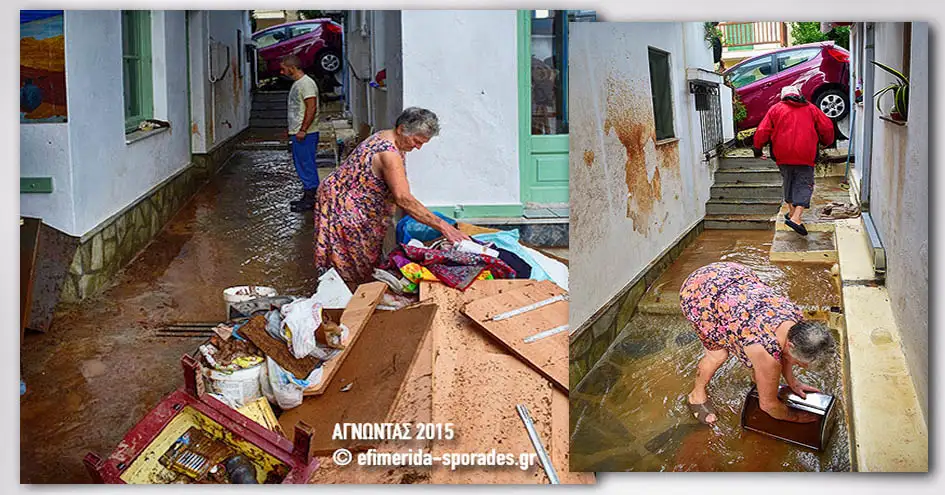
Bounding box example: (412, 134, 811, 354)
(122, 10, 153, 133)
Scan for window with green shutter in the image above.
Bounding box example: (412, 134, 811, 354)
(647, 47, 675, 141)
(122, 10, 153, 133)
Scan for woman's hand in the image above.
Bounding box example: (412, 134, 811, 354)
(788, 381, 820, 400)
(440, 224, 471, 244)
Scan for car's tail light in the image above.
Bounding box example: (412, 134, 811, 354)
(324, 22, 343, 35)
(826, 47, 849, 63)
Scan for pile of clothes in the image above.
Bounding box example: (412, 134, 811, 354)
(373, 215, 568, 296)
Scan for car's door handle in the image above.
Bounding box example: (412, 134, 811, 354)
(763, 82, 773, 88)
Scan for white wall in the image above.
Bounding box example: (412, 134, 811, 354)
(19, 125, 75, 233)
(866, 22, 928, 420)
(345, 11, 372, 133)
(65, 11, 193, 236)
(191, 10, 252, 154)
(569, 22, 717, 326)
(399, 10, 520, 207)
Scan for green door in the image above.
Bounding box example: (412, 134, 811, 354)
(517, 10, 595, 207)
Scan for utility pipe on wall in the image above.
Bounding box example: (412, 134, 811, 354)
(859, 22, 875, 209)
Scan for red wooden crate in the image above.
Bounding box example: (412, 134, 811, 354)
(83, 355, 318, 484)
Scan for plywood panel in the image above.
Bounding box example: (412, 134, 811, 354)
(462, 280, 569, 392)
(279, 303, 437, 453)
(304, 282, 387, 396)
(430, 352, 553, 484)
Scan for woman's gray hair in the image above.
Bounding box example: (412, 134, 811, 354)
(395, 107, 440, 138)
(787, 321, 836, 366)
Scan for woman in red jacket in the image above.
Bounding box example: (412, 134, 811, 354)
(753, 86, 835, 236)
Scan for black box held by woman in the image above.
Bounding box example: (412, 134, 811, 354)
(740, 384, 836, 451)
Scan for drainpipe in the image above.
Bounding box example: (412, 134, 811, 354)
(859, 22, 875, 209)
(857, 22, 886, 276)
(185, 11, 193, 163)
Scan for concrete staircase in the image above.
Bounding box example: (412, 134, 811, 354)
(705, 157, 782, 230)
(250, 91, 288, 129)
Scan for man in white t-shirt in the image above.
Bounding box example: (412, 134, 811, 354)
(280, 55, 321, 213)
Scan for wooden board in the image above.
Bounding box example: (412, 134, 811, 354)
(430, 352, 554, 484)
(461, 280, 569, 392)
(20, 217, 41, 339)
(419, 279, 536, 356)
(279, 303, 437, 453)
(303, 282, 387, 396)
(239, 315, 319, 379)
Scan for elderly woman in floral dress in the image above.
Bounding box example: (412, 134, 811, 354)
(312, 107, 470, 284)
(679, 262, 836, 425)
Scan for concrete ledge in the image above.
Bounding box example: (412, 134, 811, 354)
(769, 230, 839, 263)
(836, 218, 928, 472)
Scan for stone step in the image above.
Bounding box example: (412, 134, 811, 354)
(714, 169, 782, 183)
(704, 214, 775, 230)
(252, 102, 288, 113)
(251, 109, 286, 120)
(249, 118, 287, 129)
(710, 183, 783, 200)
(718, 157, 776, 170)
(253, 91, 289, 103)
(705, 199, 781, 216)
(769, 230, 838, 263)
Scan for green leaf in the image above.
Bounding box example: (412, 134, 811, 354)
(896, 85, 909, 119)
(874, 85, 898, 113)
(871, 61, 909, 85)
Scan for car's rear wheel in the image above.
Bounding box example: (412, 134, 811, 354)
(815, 89, 849, 121)
(316, 49, 342, 75)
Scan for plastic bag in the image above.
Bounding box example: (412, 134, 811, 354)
(263, 357, 316, 410)
(395, 212, 456, 245)
(312, 268, 353, 309)
(281, 298, 324, 359)
(206, 365, 264, 409)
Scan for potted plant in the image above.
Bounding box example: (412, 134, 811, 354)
(872, 61, 909, 122)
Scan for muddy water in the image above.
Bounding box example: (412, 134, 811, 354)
(571, 231, 851, 472)
(642, 230, 841, 318)
(21, 150, 331, 483)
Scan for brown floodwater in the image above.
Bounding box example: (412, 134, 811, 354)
(21, 149, 332, 483)
(570, 230, 851, 472)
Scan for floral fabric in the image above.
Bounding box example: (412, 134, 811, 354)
(383, 244, 515, 291)
(313, 133, 403, 283)
(679, 262, 803, 367)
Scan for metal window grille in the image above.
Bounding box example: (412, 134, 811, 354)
(691, 81, 723, 159)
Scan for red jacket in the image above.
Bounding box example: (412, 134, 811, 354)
(753, 100, 835, 167)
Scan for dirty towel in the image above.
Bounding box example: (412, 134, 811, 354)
(372, 268, 412, 294)
(383, 244, 516, 291)
(817, 201, 861, 220)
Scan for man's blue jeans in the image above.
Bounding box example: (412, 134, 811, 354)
(290, 132, 320, 190)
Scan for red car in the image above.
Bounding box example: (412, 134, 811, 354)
(725, 41, 850, 130)
(252, 19, 343, 81)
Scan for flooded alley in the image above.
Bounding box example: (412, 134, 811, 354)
(570, 230, 852, 472)
(20, 149, 330, 483)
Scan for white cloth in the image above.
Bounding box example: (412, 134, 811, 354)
(287, 75, 320, 134)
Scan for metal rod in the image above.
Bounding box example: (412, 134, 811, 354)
(523, 324, 569, 344)
(489, 295, 568, 322)
(516, 404, 559, 484)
